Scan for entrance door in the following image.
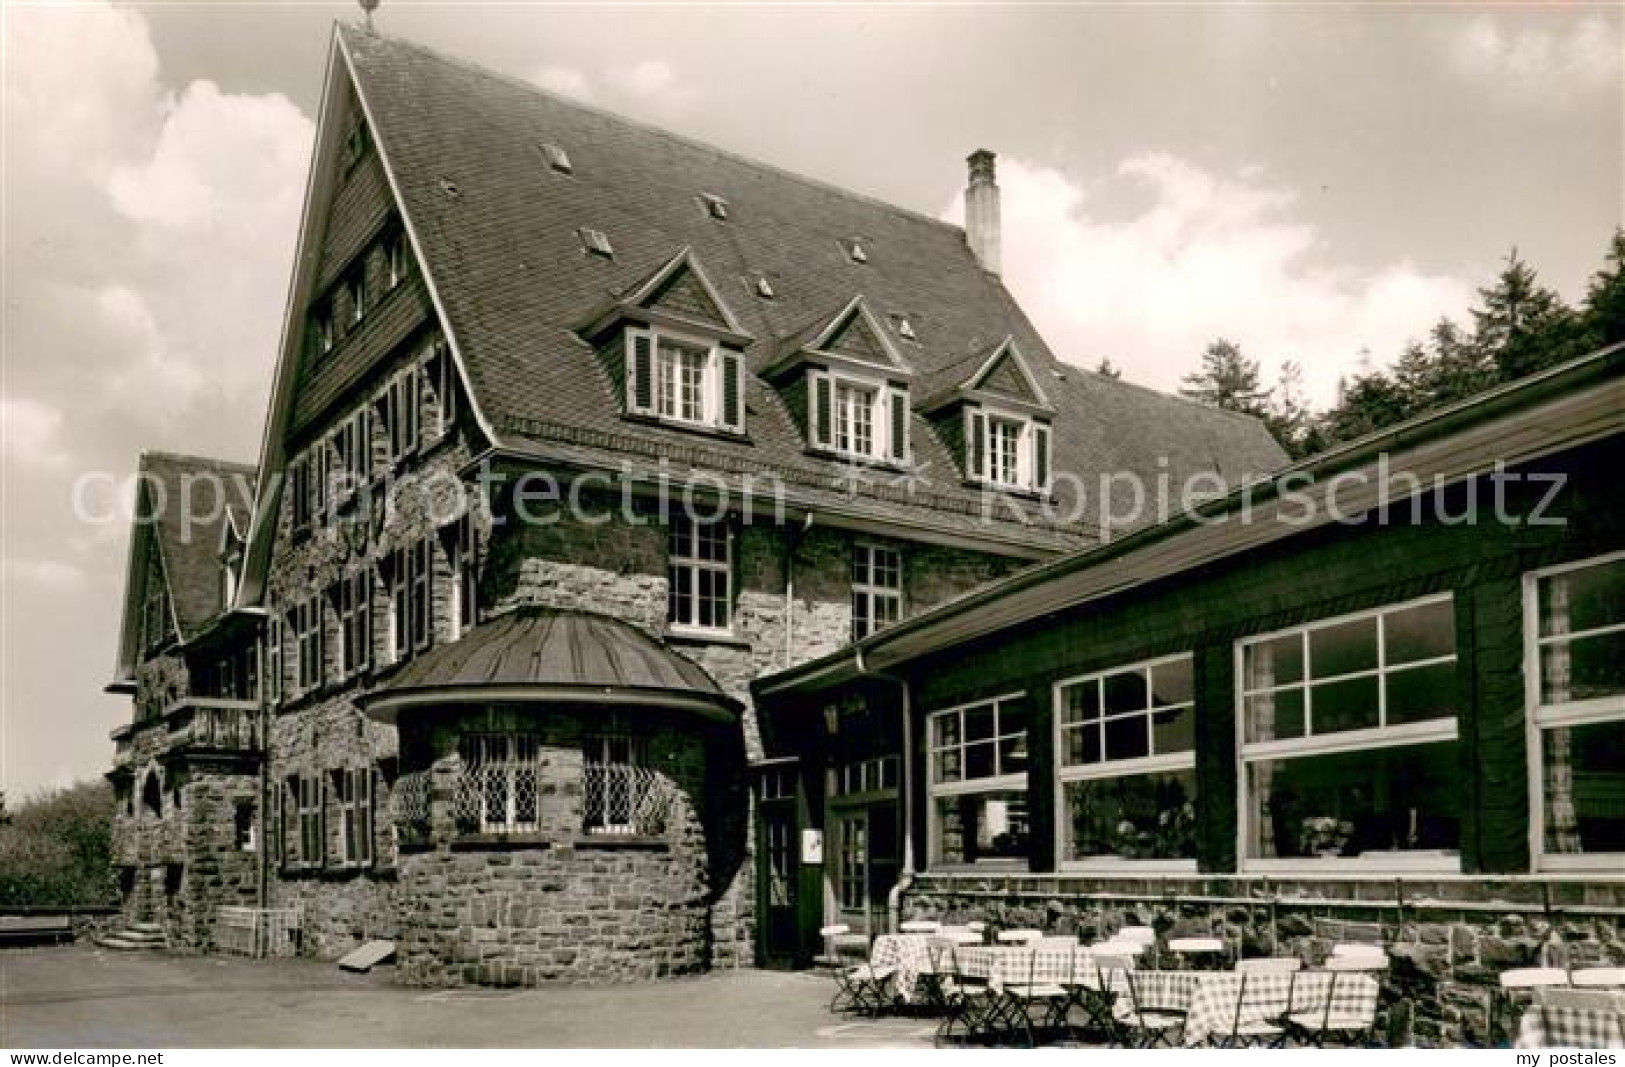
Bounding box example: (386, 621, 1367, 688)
(757, 764, 801, 968)
(833, 802, 898, 937)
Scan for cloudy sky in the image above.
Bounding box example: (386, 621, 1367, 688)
(1, 1, 1620, 798)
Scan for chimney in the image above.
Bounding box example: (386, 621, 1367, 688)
(964, 149, 1001, 275)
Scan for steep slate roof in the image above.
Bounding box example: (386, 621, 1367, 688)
(338, 26, 1283, 543)
(141, 452, 258, 640)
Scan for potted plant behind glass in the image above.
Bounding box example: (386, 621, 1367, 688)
(1299, 817, 1355, 858)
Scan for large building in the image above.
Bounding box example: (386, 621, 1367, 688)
(754, 348, 1625, 1045)
(103, 23, 1281, 984)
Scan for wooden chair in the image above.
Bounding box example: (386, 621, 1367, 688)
(1070, 952, 1133, 1044)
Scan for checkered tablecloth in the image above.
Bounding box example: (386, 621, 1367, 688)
(1516, 1006, 1625, 1049)
(1179, 971, 1378, 1047)
(956, 945, 1093, 990)
(868, 934, 938, 1002)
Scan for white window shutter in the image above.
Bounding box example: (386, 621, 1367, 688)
(887, 386, 909, 463)
(1033, 423, 1051, 492)
(966, 408, 987, 481)
(720, 349, 745, 433)
(626, 327, 655, 416)
(809, 370, 832, 449)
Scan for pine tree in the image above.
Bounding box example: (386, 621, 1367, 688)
(1472, 249, 1579, 382)
(1580, 227, 1625, 349)
(1263, 361, 1315, 458)
(1179, 338, 1270, 416)
(1094, 357, 1123, 380)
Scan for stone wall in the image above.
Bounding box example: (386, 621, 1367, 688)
(902, 873, 1625, 1047)
(394, 707, 716, 985)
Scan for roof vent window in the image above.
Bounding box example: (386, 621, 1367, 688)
(578, 227, 614, 258)
(896, 316, 917, 341)
(846, 239, 869, 264)
(540, 142, 573, 175)
(438, 177, 460, 199)
(755, 276, 776, 300)
(702, 193, 729, 220)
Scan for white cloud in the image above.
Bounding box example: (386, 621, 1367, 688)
(521, 57, 699, 118)
(1450, 16, 1622, 103)
(951, 154, 1475, 406)
(528, 65, 594, 101)
(0, 397, 70, 473)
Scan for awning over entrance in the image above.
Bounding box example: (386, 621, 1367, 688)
(359, 608, 740, 724)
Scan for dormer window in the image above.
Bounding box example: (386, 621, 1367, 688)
(579, 227, 614, 258)
(808, 369, 909, 465)
(701, 193, 729, 220)
(967, 407, 1051, 493)
(540, 142, 572, 175)
(624, 326, 745, 434)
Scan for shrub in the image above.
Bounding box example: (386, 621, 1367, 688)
(0, 779, 117, 906)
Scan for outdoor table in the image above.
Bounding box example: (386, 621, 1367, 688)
(869, 933, 937, 1003)
(1515, 1006, 1625, 1049)
(957, 944, 1088, 990)
(1178, 971, 1379, 1047)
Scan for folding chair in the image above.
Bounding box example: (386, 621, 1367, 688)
(1283, 962, 1381, 1048)
(1069, 952, 1132, 1044)
(1208, 973, 1287, 1048)
(933, 940, 997, 1048)
(998, 945, 1073, 1047)
(1118, 969, 1187, 1048)
(1169, 936, 1228, 970)
(818, 924, 893, 1016)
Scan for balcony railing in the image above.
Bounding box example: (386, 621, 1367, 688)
(165, 698, 262, 754)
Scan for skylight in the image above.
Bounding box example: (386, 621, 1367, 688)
(540, 142, 573, 175)
(847, 239, 868, 264)
(579, 227, 614, 258)
(702, 193, 729, 220)
(755, 276, 776, 299)
(896, 316, 917, 341)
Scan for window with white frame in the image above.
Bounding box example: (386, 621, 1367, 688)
(1056, 654, 1197, 865)
(667, 516, 731, 632)
(852, 543, 903, 640)
(1527, 552, 1625, 868)
(445, 514, 478, 640)
(345, 271, 367, 329)
(833, 380, 876, 457)
(293, 774, 322, 868)
(384, 538, 433, 661)
(966, 408, 1051, 493)
(928, 695, 1029, 865)
(386, 232, 408, 290)
(264, 611, 282, 705)
(380, 364, 421, 464)
(456, 734, 538, 834)
(1238, 595, 1460, 866)
(624, 327, 745, 434)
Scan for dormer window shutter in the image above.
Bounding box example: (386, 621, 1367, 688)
(1033, 423, 1051, 491)
(626, 328, 655, 416)
(888, 386, 909, 463)
(810, 370, 833, 448)
(720, 349, 744, 433)
(967, 408, 987, 480)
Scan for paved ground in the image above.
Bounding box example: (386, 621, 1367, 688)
(0, 945, 938, 1048)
